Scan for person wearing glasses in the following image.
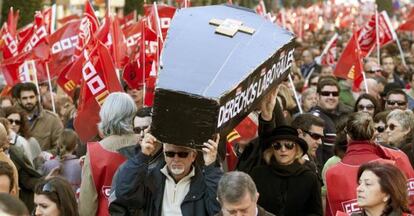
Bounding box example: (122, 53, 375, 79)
(373, 111, 391, 146)
(384, 89, 409, 111)
(110, 130, 222, 216)
(354, 94, 381, 117)
(325, 112, 414, 216)
(250, 125, 323, 216)
(79, 92, 140, 216)
(34, 177, 78, 216)
(291, 113, 325, 183)
(363, 60, 383, 79)
(386, 109, 414, 167)
(3, 106, 42, 168)
(309, 77, 352, 167)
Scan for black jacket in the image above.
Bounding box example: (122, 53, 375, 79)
(250, 161, 322, 216)
(109, 152, 222, 216)
(215, 206, 276, 216)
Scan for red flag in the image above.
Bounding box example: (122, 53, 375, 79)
(225, 113, 258, 171)
(48, 20, 80, 79)
(122, 19, 158, 90)
(144, 4, 176, 40)
(75, 0, 100, 56)
(42, 7, 53, 34)
(17, 23, 34, 41)
(1, 7, 19, 59)
(120, 11, 136, 29)
(18, 12, 50, 61)
(357, 11, 396, 57)
(255, 0, 267, 16)
(333, 32, 364, 91)
(111, 17, 128, 69)
(1, 54, 48, 86)
(123, 21, 142, 56)
(74, 41, 123, 142)
(321, 33, 338, 66)
(57, 15, 80, 25)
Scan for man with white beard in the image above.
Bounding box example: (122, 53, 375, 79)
(110, 132, 223, 216)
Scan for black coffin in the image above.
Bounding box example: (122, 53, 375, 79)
(151, 5, 296, 147)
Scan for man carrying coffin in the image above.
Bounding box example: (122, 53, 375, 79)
(112, 132, 222, 216)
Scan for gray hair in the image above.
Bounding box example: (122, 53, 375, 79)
(387, 109, 414, 134)
(217, 171, 257, 204)
(98, 92, 137, 136)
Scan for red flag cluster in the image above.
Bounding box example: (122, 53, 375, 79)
(0, 1, 177, 142)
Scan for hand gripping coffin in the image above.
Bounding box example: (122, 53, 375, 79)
(151, 5, 296, 147)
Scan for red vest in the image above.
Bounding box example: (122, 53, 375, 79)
(88, 142, 127, 216)
(325, 142, 414, 216)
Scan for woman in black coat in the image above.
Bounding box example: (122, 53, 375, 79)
(250, 126, 322, 216)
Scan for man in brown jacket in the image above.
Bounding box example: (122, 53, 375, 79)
(13, 82, 63, 154)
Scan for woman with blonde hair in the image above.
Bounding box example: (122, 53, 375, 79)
(250, 125, 322, 216)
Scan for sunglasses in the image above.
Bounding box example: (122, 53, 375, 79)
(272, 142, 295, 150)
(7, 119, 21, 125)
(386, 100, 407, 106)
(387, 123, 398, 131)
(357, 104, 375, 111)
(133, 126, 148, 134)
(376, 126, 386, 133)
(320, 91, 339, 97)
(366, 69, 382, 74)
(164, 151, 191, 158)
(304, 130, 324, 140)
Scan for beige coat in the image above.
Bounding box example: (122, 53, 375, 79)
(79, 133, 139, 216)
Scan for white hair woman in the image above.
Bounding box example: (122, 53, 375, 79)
(79, 92, 140, 216)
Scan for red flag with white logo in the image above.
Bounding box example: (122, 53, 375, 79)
(74, 41, 123, 142)
(48, 20, 80, 79)
(1, 7, 19, 59)
(333, 32, 364, 91)
(120, 11, 136, 29)
(357, 11, 396, 57)
(144, 4, 176, 41)
(75, 0, 100, 56)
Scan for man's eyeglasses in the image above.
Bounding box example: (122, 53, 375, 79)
(304, 130, 324, 140)
(272, 142, 295, 150)
(376, 126, 386, 133)
(386, 100, 407, 106)
(7, 119, 21, 125)
(357, 104, 375, 111)
(320, 91, 339, 97)
(164, 151, 191, 158)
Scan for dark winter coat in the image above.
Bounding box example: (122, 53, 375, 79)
(250, 159, 322, 216)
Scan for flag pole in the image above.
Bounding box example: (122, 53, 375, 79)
(395, 36, 407, 67)
(45, 62, 56, 113)
(153, 2, 164, 43)
(30, 60, 42, 107)
(51, 4, 56, 34)
(375, 4, 381, 66)
(288, 74, 303, 114)
(320, 33, 338, 61)
(142, 20, 146, 107)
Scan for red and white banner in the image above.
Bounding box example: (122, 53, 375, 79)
(74, 41, 123, 142)
(321, 33, 338, 66)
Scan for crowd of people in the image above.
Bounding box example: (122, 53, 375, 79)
(1, 2, 414, 216)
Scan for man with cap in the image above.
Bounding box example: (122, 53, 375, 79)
(110, 132, 222, 216)
(250, 125, 323, 216)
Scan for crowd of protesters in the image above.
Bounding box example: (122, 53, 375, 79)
(1, 2, 414, 216)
